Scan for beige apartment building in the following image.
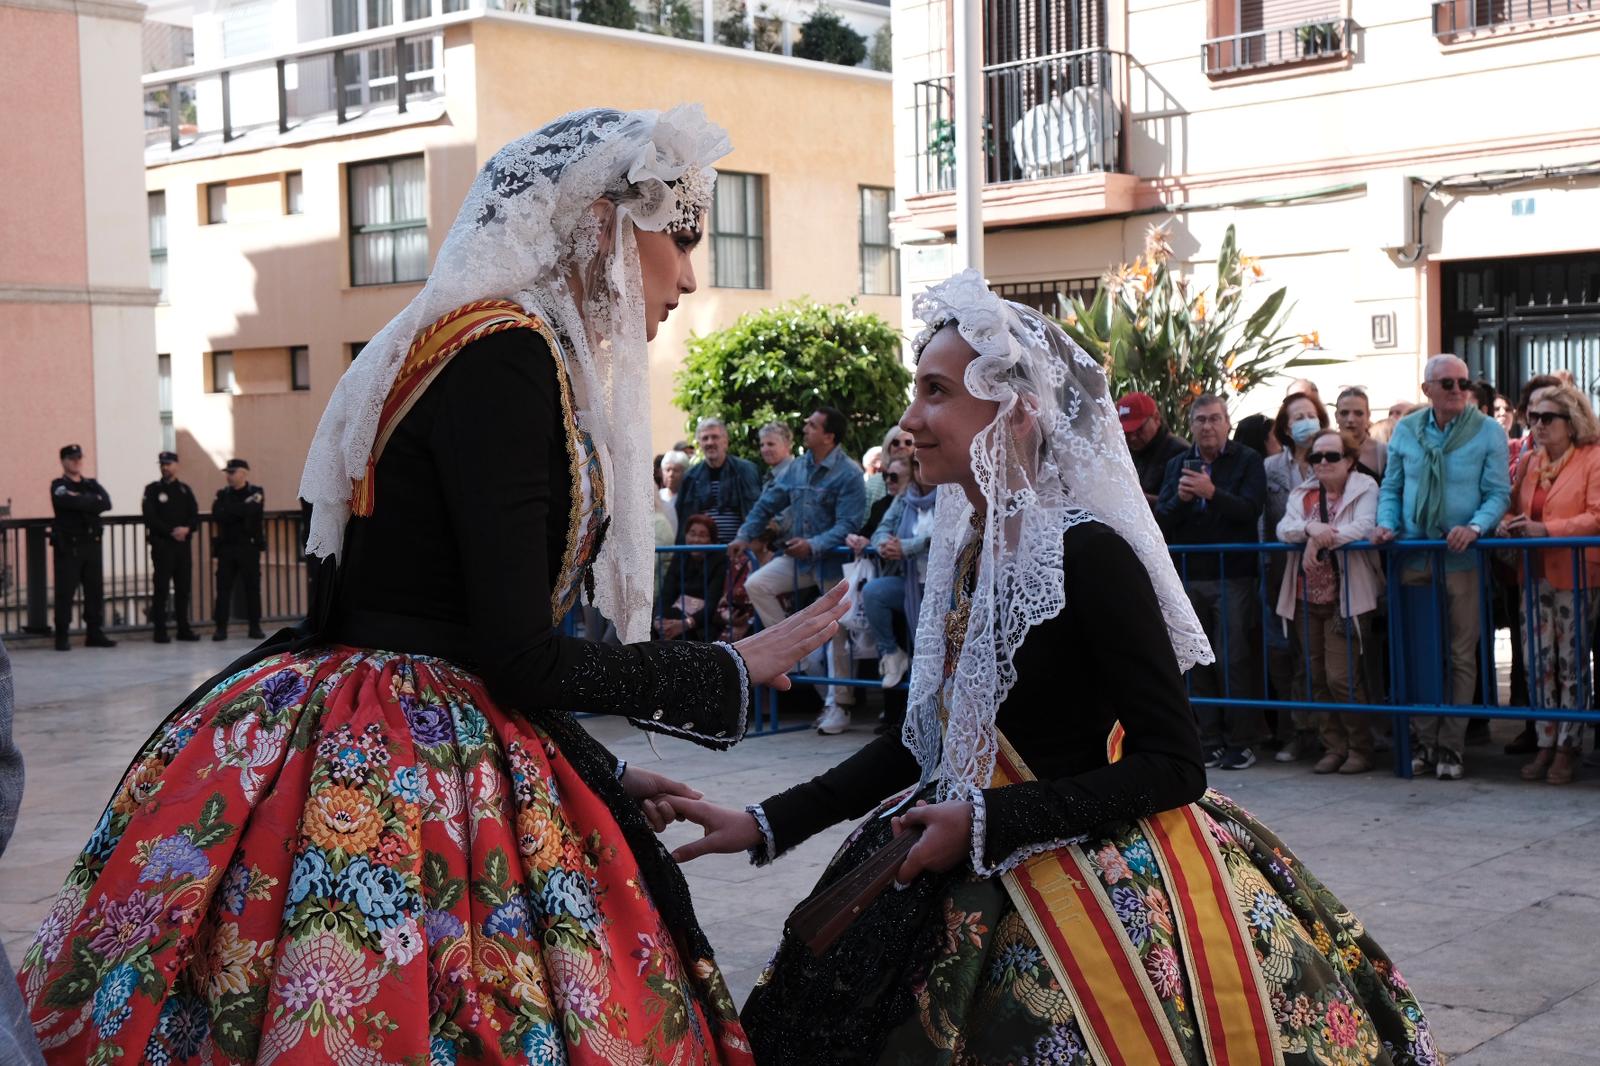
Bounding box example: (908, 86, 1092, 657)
(1, 0, 159, 521)
(891, 0, 1600, 414)
(137, 0, 898, 511)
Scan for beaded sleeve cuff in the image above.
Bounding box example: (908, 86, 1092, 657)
(746, 803, 778, 867)
(625, 641, 750, 751)
(967, 789, 1086, 877)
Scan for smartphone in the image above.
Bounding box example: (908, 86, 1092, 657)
(1183, 459, 1206, 474)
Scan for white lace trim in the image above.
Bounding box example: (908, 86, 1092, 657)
(713, 640, 752, 742)
(746, 802, 778, 867)
(966, 789, 1088, 877)
(297, 106, 729, 644)
(613, 759, 628, 781)
(903, 270, 1214, 804)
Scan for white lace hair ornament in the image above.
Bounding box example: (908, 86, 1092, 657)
(902, 269, 1214, 804)
(299, 105, 730, 644)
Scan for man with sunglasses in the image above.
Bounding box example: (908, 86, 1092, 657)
(1374, 354, 1510, 780)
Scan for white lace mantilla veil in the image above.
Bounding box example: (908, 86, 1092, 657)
(298, 105, 731, 644)
(901, 269, 1214, 805)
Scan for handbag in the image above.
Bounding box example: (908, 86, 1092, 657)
(838, 555, 880, 659)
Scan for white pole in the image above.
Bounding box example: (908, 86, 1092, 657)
(953, 0, 984, 274)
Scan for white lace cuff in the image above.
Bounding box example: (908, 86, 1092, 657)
(614, 759, 627, 781)
(713, 641, 752, 742)
(967, 790, 1087, 877)
(746, 803, 778, 867)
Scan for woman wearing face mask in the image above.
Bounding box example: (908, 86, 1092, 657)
(1264, 392, 1331, 762)
(18, 107, 849, 1064)
(1276, 429, 1383, 774)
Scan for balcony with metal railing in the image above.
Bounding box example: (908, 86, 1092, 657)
(907, 47, 1134, 229)
(1200, 16, 1353, 76)
(1431, 0, 1599, 39)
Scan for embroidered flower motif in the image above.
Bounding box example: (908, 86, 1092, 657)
(509, 951, 551, 1008)
(304, 785, 383, 853)
(1110, 885, 1153, 947)
(197, 922, 259, 998)
(334, 856, 413, 931)
(261, 669, 309, 712)
(91, 963, 139, 1038)
(1092, 844, 1133, 885)
(275, 929, 382, 1018)
(486, 895, 534, 939)
(287, 847, 335, 907)
(156, 992, 210, 1058)
(114, 758, 166, 815)
(139, 833, 211, 883)
(423, 909, 464, 943)
(1324, 997, 1360, 1047)
(521, 1020, 565, 1066)
(542, 870, 600, 934)
(1142, 943, 1183, 999)
(388, 764, 428, 803)
(379, 917, 424, 967)
(404, 698, 453, 747)
(517, 808, 565, 867)
(88, 891, 167, 958)
(1247, 888, 1294, 934)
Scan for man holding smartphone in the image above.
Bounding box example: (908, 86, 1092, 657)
(1157, 394, 1269, 770)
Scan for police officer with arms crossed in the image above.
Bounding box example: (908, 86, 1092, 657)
(50, 444, 115, 651)
(211, 459, 266, 641)
(142, 451, 202, 644)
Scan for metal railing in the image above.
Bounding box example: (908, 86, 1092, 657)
(1432, 0, 1598, 37)
(0, 512, 309, 639)
(143, 27, 449, 154)
(912, 47, 1123, 195)
(1168, 537, 1600, 777)
(1201, 17, 1353, 76)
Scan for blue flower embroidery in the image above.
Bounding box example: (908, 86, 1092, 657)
(1110, 885, 1153, 947)
(286, 847, 334, 908)
(84, 807, 121, 862)
(261, 669, 309, 712)
(541, 869, 599, 934)
(139, 834, 211, 883)
(334, 856, 412, 931)
(429, 1035, 459, 1066)
(1123, 839, 1157, 877)
(157, 993, 210, 1059)
(521, 1021, 567, 1065)
(92, 963, 139, 1038)
(485, 896, 532, 938)
(389, 765, 427, 803)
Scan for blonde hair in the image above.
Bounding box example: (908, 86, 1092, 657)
(1529, 384, 1600, 446)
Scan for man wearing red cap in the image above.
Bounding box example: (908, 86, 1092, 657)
(1118, 392, 1190, 506)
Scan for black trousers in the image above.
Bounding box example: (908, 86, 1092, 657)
(54, 539, 106, 638)
(214, 547, 261, 628)
(150, 539, 194, 633)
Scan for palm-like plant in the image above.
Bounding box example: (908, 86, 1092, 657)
(1056, 223, 1333, 429)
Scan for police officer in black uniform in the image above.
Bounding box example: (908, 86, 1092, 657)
(142, 451, 201, 644)
(212, 458, 266, 641)
(50, 444, 116, 650)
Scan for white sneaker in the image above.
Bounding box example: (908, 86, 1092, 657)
(816, 703, 851, 735)
(879, 649, 910, 689)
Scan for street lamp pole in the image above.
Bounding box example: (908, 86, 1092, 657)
(953, 0, 984, 275)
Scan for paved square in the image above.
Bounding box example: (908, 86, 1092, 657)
(4, 637, 1598, 1061)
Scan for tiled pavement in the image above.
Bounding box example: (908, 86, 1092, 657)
(3, 635, 1598, 1061)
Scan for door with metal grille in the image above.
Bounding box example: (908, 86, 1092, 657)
(1443, 253, 1600, 404)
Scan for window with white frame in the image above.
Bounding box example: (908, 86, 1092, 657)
(859, 186, 899, 296)
(349, 155, 427, 286)
(711, 172, 766, 290)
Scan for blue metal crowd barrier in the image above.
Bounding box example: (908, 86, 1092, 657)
(1169, 536, 1600, 777)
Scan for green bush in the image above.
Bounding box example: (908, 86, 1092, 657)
(793, 6, 866, 66)
(869, 24, 892, 72)
(715, 0, 752, 47)
(579, 0, 638, 30)
(673, 300, 910, 462)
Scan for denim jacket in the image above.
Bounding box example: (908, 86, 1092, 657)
(738, 446, 866, 581)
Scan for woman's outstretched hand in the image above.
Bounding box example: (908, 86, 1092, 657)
(620, 765, 702, 833)
(891, 800, 974, 883)
(660, 796, 763, 862)
(732, 580, 850, 690)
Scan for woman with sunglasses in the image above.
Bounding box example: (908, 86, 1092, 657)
(1498, 383, 1600, 784)
(1276, 428, 1384, 773)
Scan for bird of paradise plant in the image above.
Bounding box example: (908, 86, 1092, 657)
(1056, 223, 1335, 429)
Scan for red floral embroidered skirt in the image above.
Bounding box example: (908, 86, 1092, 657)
(17, 647, 753, 1065)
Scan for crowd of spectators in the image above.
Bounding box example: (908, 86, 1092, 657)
(645, 361, 1600, 781)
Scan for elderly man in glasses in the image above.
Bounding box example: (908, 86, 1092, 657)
(1373, 353, 1511, 780)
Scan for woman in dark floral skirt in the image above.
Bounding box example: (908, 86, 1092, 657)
(668, 271, 1439, 1066)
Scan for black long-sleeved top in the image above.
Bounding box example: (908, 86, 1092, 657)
(327, 327, 746, 744)
(49, 476, 111, 543)
(212, 484, 266, 550)
(142, 477, 200, 543)
(757, 520, 1206, 871)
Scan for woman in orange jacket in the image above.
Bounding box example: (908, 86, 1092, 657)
(1497, 382, 1600, 784)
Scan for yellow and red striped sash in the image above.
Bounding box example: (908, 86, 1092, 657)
(351, 299, 554, 518)
(994, 732, 1282, 1066)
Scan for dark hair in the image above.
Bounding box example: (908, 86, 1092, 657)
(1335, 387, 1369, 411)
(1273, 391, 1330, 449)
(814, 405, 847, 446)
(652, 452, 664, 489)
(682, 513, 718, 541)
(1189, 393, 1228, 419)
(1517, 374, 1561, 416)
(1471, 379, 1495, 416)
(1232, 413, 1273, 456)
